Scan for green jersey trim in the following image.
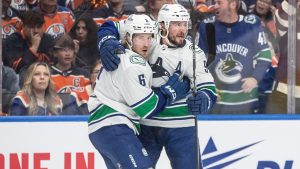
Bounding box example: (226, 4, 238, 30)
(132, 92, 159, 118)
(218, 88, 258, 105)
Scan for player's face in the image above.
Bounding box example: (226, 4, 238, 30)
(56, 47, 75, 66)
(168, 21, 188, 46)
(32, 65, 50, 92)
(75, 21, 88, 43)
(131, 33, 153, 58)
(214, 0, 236, 22)
(255, 0, 272, 16)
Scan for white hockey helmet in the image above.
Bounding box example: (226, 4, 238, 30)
(157, 4, 190, 32)
(124, 14, 156, 47)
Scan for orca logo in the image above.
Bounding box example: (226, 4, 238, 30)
(150, 57, 171, 78)
(201, 137, 262, 168)
(215, 53, 243, 84)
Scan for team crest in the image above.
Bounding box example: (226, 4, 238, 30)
(215, 53, 243, 84)
(150, 57, 171, 78)
(189, 44, 201, 53)
(58, 86, 84, 93)
(2, 25, 16, 39)
(46, 24, 65, 38)
(130, 55, 146, 66)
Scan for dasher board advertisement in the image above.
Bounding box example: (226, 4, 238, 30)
(0, 115, 299, 169)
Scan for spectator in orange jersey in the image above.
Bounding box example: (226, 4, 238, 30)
(90, 0, 137, 26)
(33, 0, 75, 38)
(3, 10, 55, 74)
(10, 62, 63, 116)
(69, 16, 99, 70)
(2, 0, 22, 39)
(50, 34, 92, 114)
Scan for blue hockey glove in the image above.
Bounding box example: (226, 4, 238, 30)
(187, 91, 211, 115)
(160, 71, 191, 104)
(98, 35, 125, 71)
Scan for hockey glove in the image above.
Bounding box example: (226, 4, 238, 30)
(160, 71, 191, 104)
(187, 91, 211, 115)
(98, 35, 125, 71)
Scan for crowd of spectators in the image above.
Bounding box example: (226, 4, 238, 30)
(1, 0, 299, 115)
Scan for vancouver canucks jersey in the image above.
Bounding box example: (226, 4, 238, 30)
(140, 39, 217, 128)
(98, 20, 217, 128)
(198, 14, 272, 109)
(88, 49, 159, 134)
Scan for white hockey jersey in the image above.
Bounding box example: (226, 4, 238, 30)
(97, 20, 217, 128)
(88, 49, 160, 134)
(140, 39, 217, 128)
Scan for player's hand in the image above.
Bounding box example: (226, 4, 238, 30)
(98, 35, 125, 71)
(241, 77, 258, 93)
(187, 91, 210, 115)
(160, 71, 190, 104)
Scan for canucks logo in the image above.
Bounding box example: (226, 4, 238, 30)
(201, 137, 262, 168)
(189, 44, 201, 53)
(150, 57, 171, 78)
(130, 55, 146, 66)
(215, 53, 243, 84)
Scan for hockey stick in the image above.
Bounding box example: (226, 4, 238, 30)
(187, 1, 203, 169)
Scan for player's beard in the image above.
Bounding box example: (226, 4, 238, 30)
(168, 34, 186, 48)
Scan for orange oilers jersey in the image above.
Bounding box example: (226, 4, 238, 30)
(93, 15, 128, 26)
(51, 66, 92, 106)
(35, 6, 75, 38)
(14, 90, 63, 112)
(91, 3, 136, 26)
(2, 17, 22, 39)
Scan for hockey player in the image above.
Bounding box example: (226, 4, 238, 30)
(88, 14, 191, 169)
(96, 4, 217, 169)
(198, 0, 272, 114)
